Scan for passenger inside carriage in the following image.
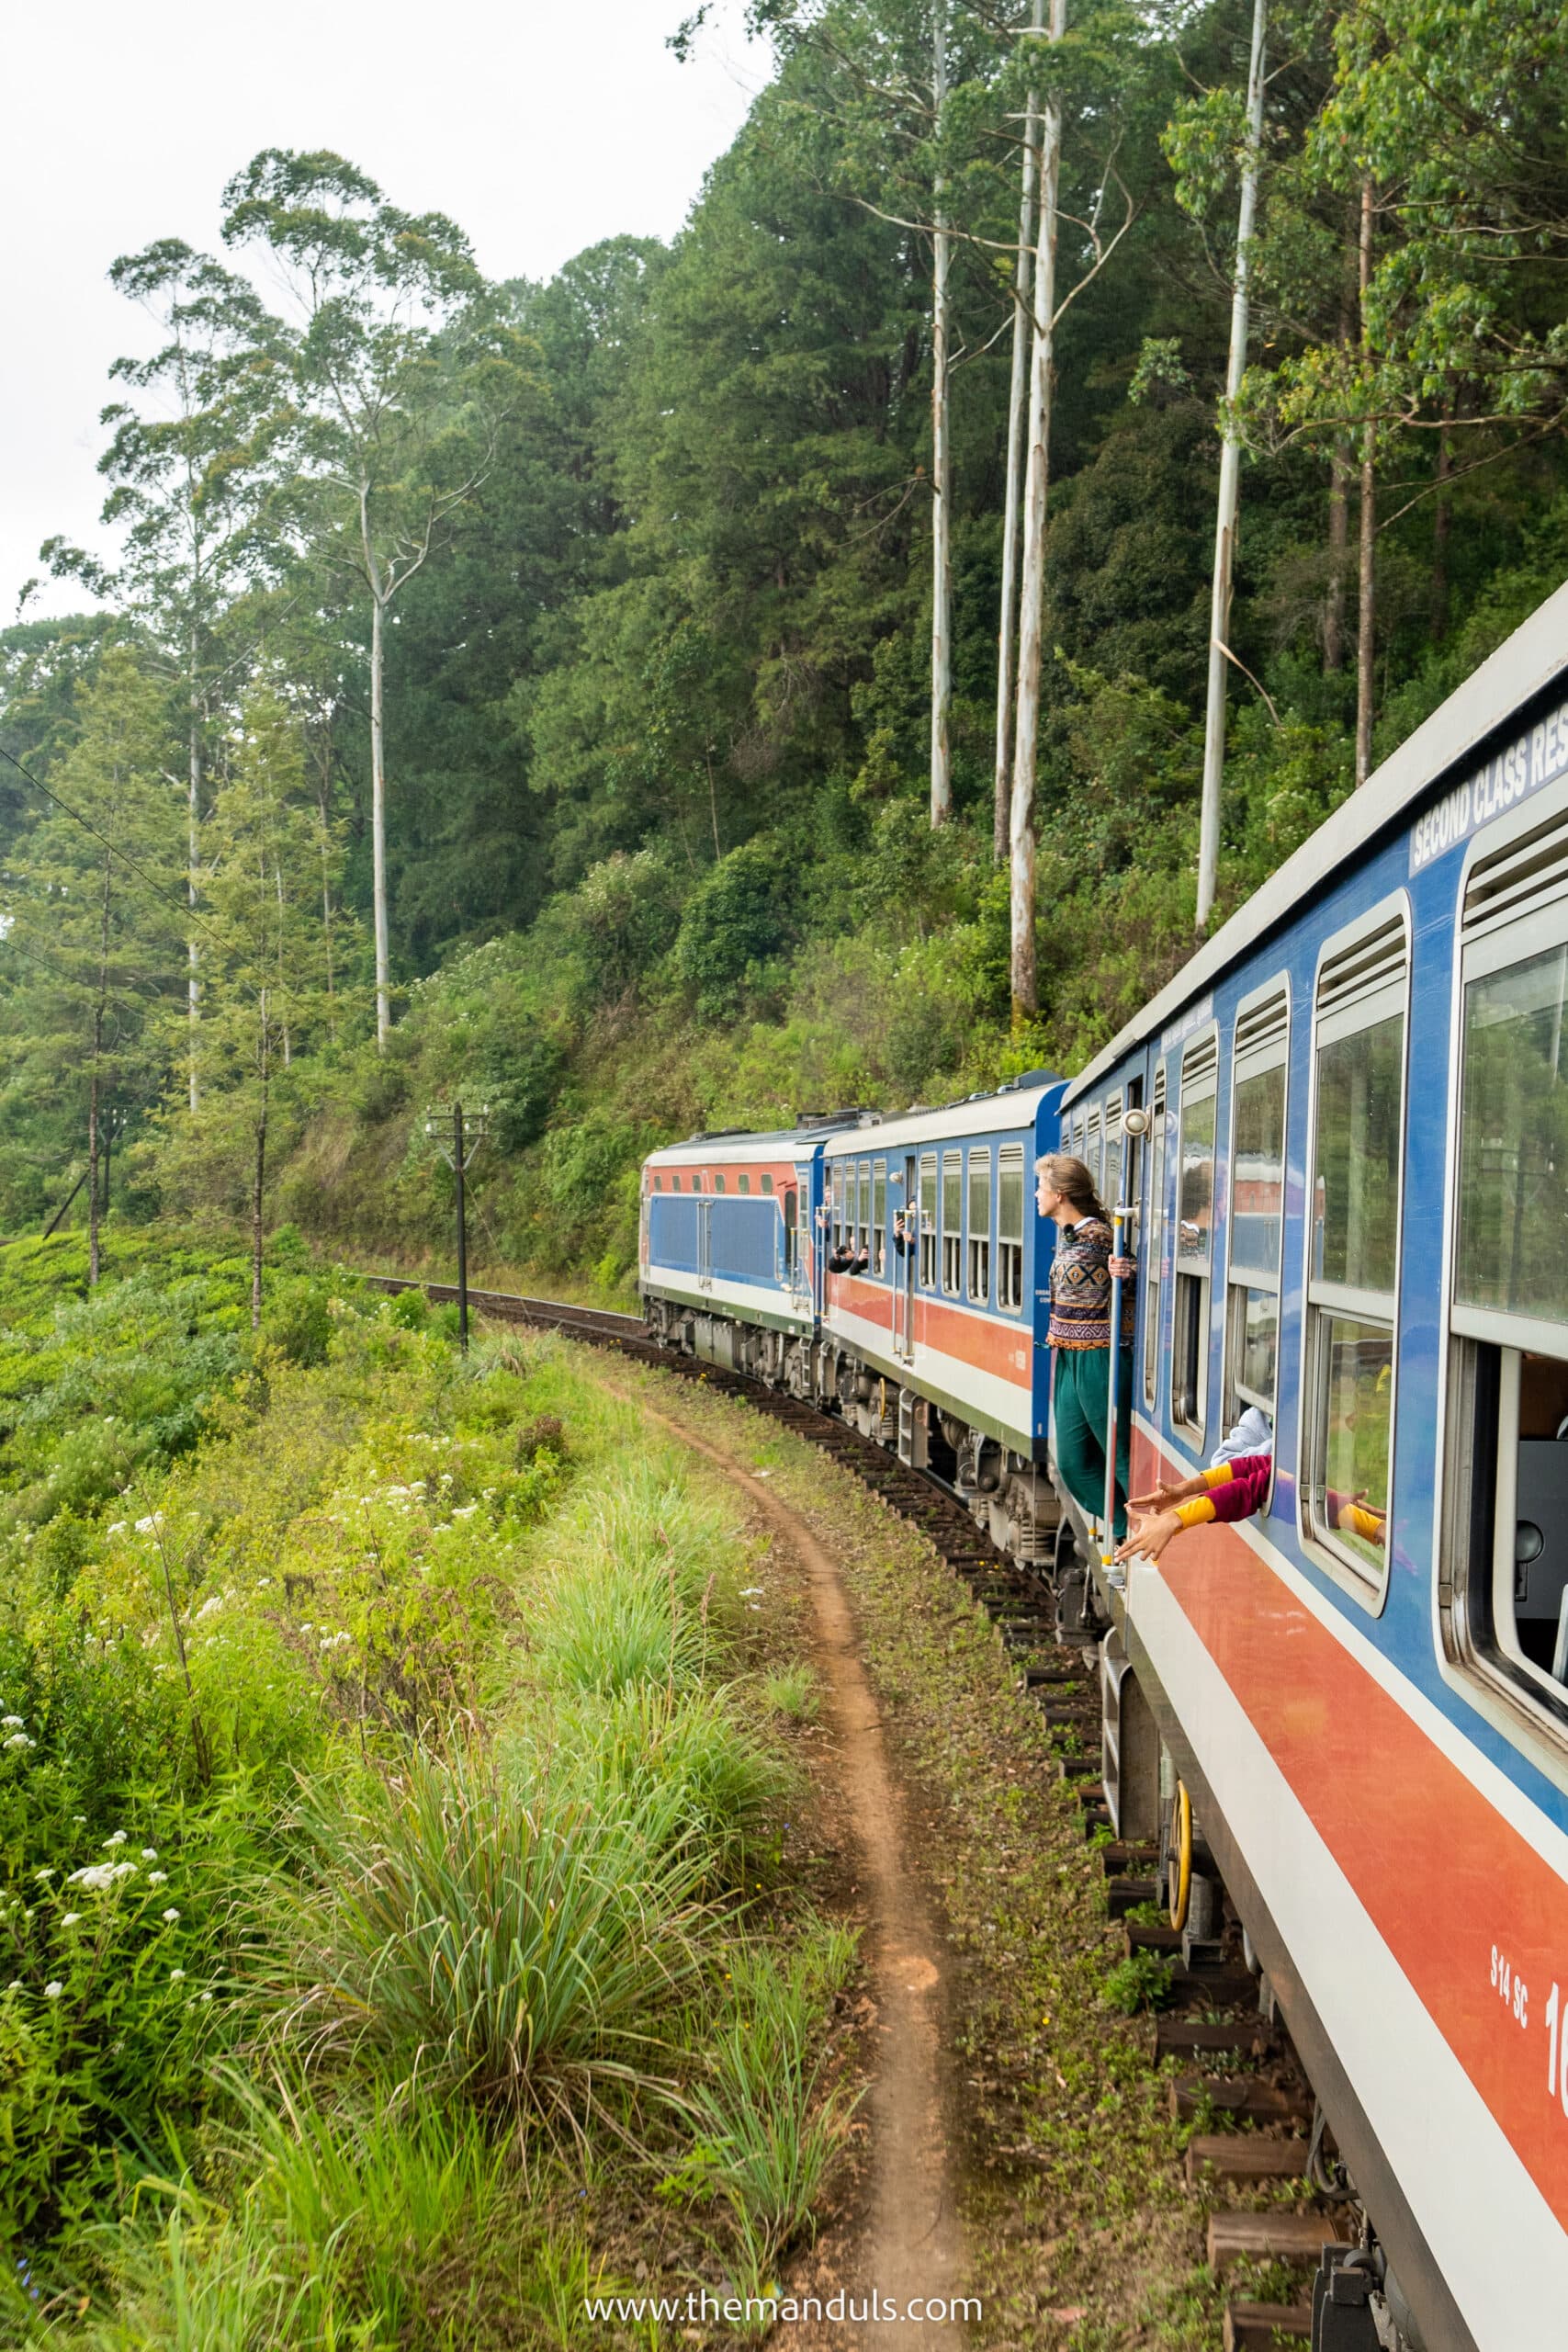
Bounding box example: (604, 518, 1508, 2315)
(1502, 1349, 1568, 1679)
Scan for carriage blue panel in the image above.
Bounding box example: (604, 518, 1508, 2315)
(709, 1197, 778, 1285)
(648, 1195, 700, 1274)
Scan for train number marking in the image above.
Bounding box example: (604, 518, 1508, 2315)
(1544, 1982, 1568, 2119)
(1492, 1944, 1529, 2029)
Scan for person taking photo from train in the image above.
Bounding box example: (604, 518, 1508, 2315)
(1036, 1152, 1137, 1542)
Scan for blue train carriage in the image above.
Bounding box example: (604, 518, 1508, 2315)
(817, 1074, 1067, 1562)
(639, 1114, 870, 1386)
(1064, 578, 1568, 2352)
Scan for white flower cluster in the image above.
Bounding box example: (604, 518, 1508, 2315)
(2, 1713, 35, 1751)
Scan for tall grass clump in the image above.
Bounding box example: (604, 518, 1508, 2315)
(527, 1455, 743, 1698)
(552, 1683, 793, 1885)
(282, 1738, 708, 2127)
(679, 1930, 862, 2267)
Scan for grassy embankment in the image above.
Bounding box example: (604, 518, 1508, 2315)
(0, 1233, 858, 2346)
(614, 1363, 1327, 2351)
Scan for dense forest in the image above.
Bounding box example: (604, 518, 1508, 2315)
(3, 0, 1566, 1294)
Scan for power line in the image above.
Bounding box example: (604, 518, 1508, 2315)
(0, 736, 228, 956)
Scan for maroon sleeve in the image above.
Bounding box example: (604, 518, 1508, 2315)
(1208, 1454, 1272, 1522)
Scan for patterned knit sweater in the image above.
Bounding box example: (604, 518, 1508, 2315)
(1046, 1216, 1136, 1351)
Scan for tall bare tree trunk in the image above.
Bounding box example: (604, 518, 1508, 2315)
(88, 850, 112, 1287)
(275, 858, 292, 1068)
(1009, 0, 1067, 1022)
(929, 0, 953, 829)
(993, 0, 1043, 863)
(367, 544, 391, 1046)
(252, 999, 268, 1332)
(187, 682, 201, 1113)
(1195, 0, 1268, 935)
(1325, 434, 1350, 671)
(1355, 178, 1378, 787)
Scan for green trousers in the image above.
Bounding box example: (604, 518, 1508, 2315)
(1051, 1345, 1134, 1542)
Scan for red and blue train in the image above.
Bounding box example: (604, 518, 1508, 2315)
(640, 578, 1568, 2351)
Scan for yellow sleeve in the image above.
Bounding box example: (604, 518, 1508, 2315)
(1173, 1495, 1217, 1530)
(1201, 1463, 1236, 1490)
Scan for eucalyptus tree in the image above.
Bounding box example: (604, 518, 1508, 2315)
(220, 151, 520, 1046)
(1007, 0, 1168, 1018)
(42, 242, 287, 1105)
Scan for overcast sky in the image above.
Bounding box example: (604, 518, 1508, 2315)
(4, 0, 769, 625)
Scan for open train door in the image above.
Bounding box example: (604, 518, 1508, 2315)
(893, 1149, 917, 1362)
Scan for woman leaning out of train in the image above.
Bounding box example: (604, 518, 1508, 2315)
(1036, 1152, 1137, 1543)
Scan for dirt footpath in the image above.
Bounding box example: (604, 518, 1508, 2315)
(592, 1357, 1225, 2352)
(624, 1391, 969, 2352)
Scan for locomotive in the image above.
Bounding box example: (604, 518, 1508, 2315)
(640, 576, 1568, 2352)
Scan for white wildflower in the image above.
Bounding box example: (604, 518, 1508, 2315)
(33, 1869, 54, 1883)
(4, 1733, 33, 1751)
(111, 1862, 137, 1882)
(44, 1982, 62, 1999)
(193, 1595, 222, 1622)
(169, 1968, 185, 1982)
(134, 1514, 162, 1535)
(162, 1908, 179, 1924)
(451, 1504, 479, 1520)
(199, 1990, 213, 2004)
(148, 1871, 167, 1886)
(1, 1714, 23, 1729)
(141, 1848, 157, 1861)
(61, 1913, 83, 1928)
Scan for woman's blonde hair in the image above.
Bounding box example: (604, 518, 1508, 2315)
(1033, 1152, 1108, 1222)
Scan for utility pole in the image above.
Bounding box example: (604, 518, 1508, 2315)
(930, 0, 953, 828)
(994, 0, 1044, 863)
(1195, 0, 1268, 934)
(424, 1101, 490, 1352)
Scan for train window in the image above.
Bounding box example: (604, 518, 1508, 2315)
(831, 1163, 846, 1250)
(783, 1187, 798, 1273)
(857, 1159, 871, 1254)
(998, 1146, 1025, 1312)
(715, 1173, 727, 1193)
(738, 1173, 750, 1194)
(1446, 803, 1568, 1731)
(967, 1149, 992, 1304)
(942, 1151, 962, 1295)
(1143, 1072, 1167, 1413)
(1173, 1031, 1218, 1440)
(873, 1159, 887, 1275)
(761, 1173, 774, 1195)
(1303, 909, 1408, 1587)
(1102, 1095, 1122, 1221)
(1085, 1109, 1101, 1197)
(919, 1152, 937, 1285)
(1224, 986, 1289, 1438)
(653, 1173, 663, 1191)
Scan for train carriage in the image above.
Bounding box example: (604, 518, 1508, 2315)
(818, 1078, 1066, 1561)
(1064, 579, 1568, 2351)
(639, 1116, 865, 1386)
(637, 581, 1568, 2350)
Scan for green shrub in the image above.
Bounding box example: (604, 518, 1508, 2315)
(1101, 1948, 1175, 2015)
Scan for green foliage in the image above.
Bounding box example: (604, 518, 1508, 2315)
(1101, 1948, 1176, 2015)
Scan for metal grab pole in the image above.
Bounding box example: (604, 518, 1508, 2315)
(1102, 1205, 1125, 1568)
(454, 1101, 468, 1355)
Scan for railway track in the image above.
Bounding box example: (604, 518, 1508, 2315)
(365, 1272, 1350, 2350)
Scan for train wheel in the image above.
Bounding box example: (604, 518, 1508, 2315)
(1165, 1781, 1193, 1933)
